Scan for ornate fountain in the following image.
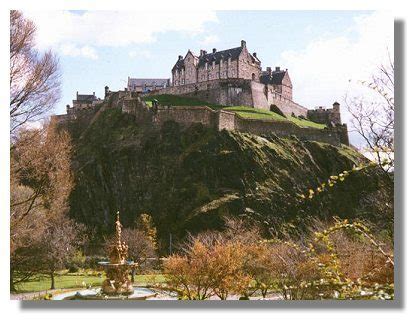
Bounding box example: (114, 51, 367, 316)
(100, 211, 137, 295)
(52, 212, 156, 300)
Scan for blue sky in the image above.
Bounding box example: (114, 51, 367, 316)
(25, 10, 393, 144)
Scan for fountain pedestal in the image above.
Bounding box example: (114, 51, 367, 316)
(100, 211, 137, 296)
(100, 263, 137, 295)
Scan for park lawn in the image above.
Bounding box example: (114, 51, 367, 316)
(14, 272, 167, 293)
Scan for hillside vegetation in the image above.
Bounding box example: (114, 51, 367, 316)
(68, 108, 392, 252)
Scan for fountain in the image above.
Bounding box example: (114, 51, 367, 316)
(52, 212, 156, 300)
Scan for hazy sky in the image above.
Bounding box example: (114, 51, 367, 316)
(24, 10, 393, 144)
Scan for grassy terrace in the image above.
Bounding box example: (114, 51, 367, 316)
(143, 94, 326, 129)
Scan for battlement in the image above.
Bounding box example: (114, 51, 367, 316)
(54, 87, 349, 146)
(307, 102, 342, 126)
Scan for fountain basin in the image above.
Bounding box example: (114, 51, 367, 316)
(51, 287, 157, 300)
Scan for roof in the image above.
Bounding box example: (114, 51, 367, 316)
(260, 70, 287, 85)
(172, 46, 247, 71)
(76, 94, 97, 102)
(198, 46, 243, 67)
(128, 78, 170, 87)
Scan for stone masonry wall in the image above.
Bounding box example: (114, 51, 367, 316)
(147, 78, 309, 118)
(142, 103, 347, 145)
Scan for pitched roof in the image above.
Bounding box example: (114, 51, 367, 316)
(260, 70, 287, 85)
(198, 46, 243, 67)
(172, 46, 245, 71)
(128, 78, 170, 87)
(76, 94, 97, 102)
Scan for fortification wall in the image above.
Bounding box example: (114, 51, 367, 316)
(234, 117, 342, 145)
(267, 93, 308, 117)
(142, 103, 347, 145)
(152, 106, 217, 128)
(147, 79, 309, 119)
(250, 81, 269, 110)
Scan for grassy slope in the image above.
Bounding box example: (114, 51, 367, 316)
(68, 108, 392, 253)
(143, 94, 325, 129)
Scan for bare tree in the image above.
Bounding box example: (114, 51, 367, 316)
(346, 57, 394, 174)
(10, 121, 73, 290)
(37, 215, 87, 290)
(10, 10, 61, 135)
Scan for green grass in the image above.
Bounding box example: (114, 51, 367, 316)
(223, 106, 326, 129)
(14, 272, 167, 293)
(142, 95, 325, 129)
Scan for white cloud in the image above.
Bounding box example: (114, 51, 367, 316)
(60, 44, 99, 60)
(279, 11, 393, 111)
(199, 35, 219, 47)
(24, 10, 218, 59)
(128, 49, 151, 59)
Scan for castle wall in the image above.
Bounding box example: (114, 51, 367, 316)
(147, 79, 309, 118)
(144, 104, 347, 145)
(268, 93, 308, 117)
(152, 106, 216, 128)
(237, 47, 261, 81)
(307, 105, 342, 125)
(250, 81, 269, 110)
(234, 117, 343, 145)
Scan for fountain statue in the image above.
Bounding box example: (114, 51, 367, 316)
(101, 211, 136, 295)
(52, 211, 156, 300)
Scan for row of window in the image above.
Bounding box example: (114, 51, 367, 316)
(173, 71, 239, 86)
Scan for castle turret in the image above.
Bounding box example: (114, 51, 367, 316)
(333, 101, 340, 112)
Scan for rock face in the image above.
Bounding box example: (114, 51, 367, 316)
(68, 108, 392, 252)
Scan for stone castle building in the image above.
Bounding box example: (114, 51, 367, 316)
(127, 77, 170, 93)
(65, 91, 102, 116)
(151, 40, 341, 126)
(171, 40, 262, 86)
(54, 40, 348, 145)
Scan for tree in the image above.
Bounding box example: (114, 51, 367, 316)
(346, 58, 394, 174)
(135, 213, 158, 250)
(37, 215, 87, 289)
(10, 121, 73, 290)
(10, 10, 60, 135)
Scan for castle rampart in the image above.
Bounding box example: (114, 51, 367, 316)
(122, 98, 348, 145)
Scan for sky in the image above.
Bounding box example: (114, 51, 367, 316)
(24, 10, 394, 145)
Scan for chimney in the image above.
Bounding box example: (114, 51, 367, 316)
(266, 67, 271, 73)
(200, 49, 204, 56)
(93, 91, 95, 96)
(178, 55, 183, 60)
(253, 52, 257, 58)
(212, 48, 216, 53)
(333, 101, 340, 111)
(275, 66, 281, 72)
(241, 40, 246, 48)
(76, 91, 78, 99)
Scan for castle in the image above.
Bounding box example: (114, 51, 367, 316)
(53, 40, 349, 146)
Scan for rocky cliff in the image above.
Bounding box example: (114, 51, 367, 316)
(67, 108, 392, 251)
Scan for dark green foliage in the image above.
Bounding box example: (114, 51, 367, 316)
(68, 108, 392, 253)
